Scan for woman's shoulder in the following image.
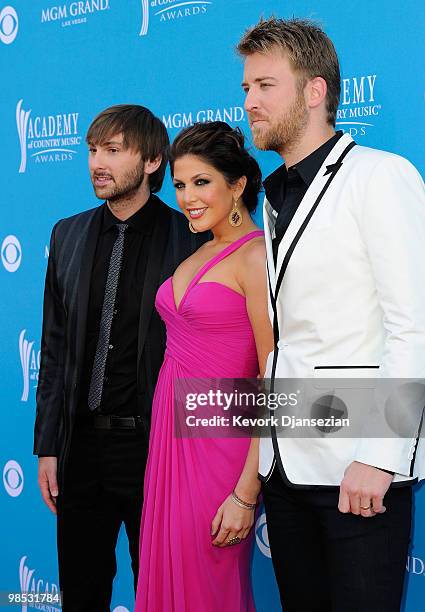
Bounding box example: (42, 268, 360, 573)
(236, 231, 266, 279)
(239, 231, 266, 258)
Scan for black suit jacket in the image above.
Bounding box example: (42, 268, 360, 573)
(34, 195, 207, 488)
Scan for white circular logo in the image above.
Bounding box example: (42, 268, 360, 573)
(255, 512, 271, 558)
(3, 460, 24, 497)
(112, 607, 130, 612)
(1, 235, 22, 272)
(0, 6, 18, 44)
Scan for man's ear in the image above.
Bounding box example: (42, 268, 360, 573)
(144, 154, 162, 176)
(306, 76, 327, 110)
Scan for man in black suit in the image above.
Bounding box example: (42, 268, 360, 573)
(34, 104, 206, 611)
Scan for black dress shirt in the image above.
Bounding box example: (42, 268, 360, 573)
(77, 196, 157, 417)
(263, 131, 343, 264)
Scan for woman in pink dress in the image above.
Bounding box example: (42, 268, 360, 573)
(135, 122, 273, 611)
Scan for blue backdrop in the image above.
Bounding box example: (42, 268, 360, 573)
(1, 1, 424, 610)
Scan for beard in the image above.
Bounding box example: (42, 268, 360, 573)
(92, 161, 145, 203)
(251, 89, 308, 154)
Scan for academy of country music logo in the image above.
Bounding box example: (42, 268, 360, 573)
(1, 235, 22, 272)
(3, 460, 24, 497)
(255, 512, 271, 558)
(336, 74, 381, 137)
(19, 330, 40, 402)
(19, 556, 61, 612)
(16, 99, 82, 173)
(162, 105, 245, 130)
(140, 0, 212, 36)
(0, 5, 18, 44)
(40, 0, 109, 28)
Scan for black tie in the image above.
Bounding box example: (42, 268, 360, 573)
(88, 223, 128, 411)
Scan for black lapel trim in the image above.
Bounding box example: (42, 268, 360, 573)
(269, 140, 356, 381)
(75, 206, 103, 378)
(137, 200, 170, 372)
(314, 365, 379, 370)
(323, 161, 343, 176)
(272, 141, 356, 310)
(409, 410, 424, 478)
(266, 140, 357, 487)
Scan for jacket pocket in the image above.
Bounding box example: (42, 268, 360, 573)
(313, 365, 379, 388)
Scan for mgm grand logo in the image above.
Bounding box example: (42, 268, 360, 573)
(41, 0, 110, 27)
(162, 106, 245, 130)
(140, 0, 212, 36)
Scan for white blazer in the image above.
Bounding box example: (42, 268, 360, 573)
(261, 133, 425, 486)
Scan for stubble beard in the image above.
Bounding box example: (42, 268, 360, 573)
(92, 161, 146, 207)
(251, 90, 309, 155)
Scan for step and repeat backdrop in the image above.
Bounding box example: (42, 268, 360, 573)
(1, 1, 424, 610)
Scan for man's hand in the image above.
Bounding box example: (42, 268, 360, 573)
(38, 457, 59, 514)
(338, 461, 393, 517)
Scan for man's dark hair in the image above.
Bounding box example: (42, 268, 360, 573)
(86, 104, 169, 193)
(169, 121, 262, 213)
(237, 17, 341, 127)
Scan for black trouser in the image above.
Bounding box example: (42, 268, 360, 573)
(57, 424, 148, 612)
(262, 466, 412, 612)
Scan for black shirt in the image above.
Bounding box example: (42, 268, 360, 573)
(263, 131, 343, 264)
(78, 195, 158, 417)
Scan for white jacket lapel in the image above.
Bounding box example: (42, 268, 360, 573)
(275, 133, 354, 276)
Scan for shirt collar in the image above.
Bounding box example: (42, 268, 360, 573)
(263, 131, 344, 202)
(102, 193, 157, 235)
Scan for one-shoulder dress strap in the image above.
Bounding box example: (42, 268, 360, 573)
(191, 229, 264, 288)
(175, 230, 264, 312)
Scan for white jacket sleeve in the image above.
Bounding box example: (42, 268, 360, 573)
(354, 154, 425, 475)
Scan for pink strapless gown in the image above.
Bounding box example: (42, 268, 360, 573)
(135, 231, 263, 612)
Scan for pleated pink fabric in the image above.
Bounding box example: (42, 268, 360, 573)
(135, 231, 263, 612)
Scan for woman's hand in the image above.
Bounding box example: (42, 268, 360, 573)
(211, 494, 256, 547)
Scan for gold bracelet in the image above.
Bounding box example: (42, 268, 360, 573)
(231, 490, 257, 510)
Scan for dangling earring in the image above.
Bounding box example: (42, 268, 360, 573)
(189, 221, 198, 233)
(228, 197, 243, 227)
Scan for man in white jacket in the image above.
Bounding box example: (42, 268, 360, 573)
(238, 17, 425, 611)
